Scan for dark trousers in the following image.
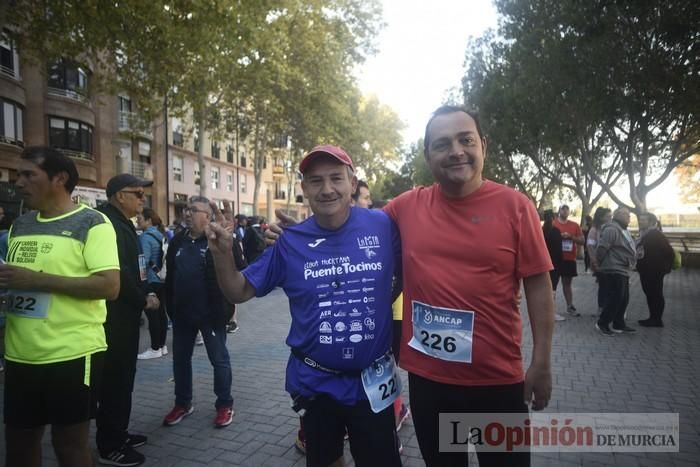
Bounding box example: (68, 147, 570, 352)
(172, 319, 233, 409)
(595, 273, 605, 309)
(409, 372, 530, 467)
(144, 284, 168, 350)
(96, 315, 140, 453)
(303, 396, 401, 467)
(597, 273, 629, 328)
(639, 271, 666, 321)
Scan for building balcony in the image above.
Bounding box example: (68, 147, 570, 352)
(272, 165, 285, 174)
(118, 111, 153, 137)
(128, 160, 153, 180)
(0, 135, 24, 148)
(47, 86, 91, 105)
(58, 148, 94, 161)
(0, 65, 20, 81)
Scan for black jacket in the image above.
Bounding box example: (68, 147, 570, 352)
(97, 203, 147, 326)
(165, 230, 246, 328)
(543, 225, 563, 271)
(637, 229, 674, 275)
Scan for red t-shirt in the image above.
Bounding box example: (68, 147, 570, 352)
(553, 219, 583, 262)
(384, 181, 552, 386)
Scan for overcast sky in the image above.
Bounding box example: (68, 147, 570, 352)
(357, 0, 498, 144)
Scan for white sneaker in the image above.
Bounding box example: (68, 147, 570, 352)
(161, 345, 168, 356)
(195, 332, 204, 346)
(555, 313, 567, 321)
(138, 348, 163, 360)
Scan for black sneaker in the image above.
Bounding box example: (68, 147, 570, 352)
(611, 325, 637, 334)
(125, 433, 147, 448)
(226, 321, 239, 333)
(595, 322, 616, 336)
(98, 445, 145, 466)
(638, 318, 663, 327)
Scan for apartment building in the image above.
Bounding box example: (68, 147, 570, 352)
(0, 30, 308, 225)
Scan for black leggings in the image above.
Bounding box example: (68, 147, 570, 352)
(409, 373, 530, 467)
(144, 284, 168, 350)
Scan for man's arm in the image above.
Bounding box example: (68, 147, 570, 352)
(522, 271, 554, 411)
(0, 266, 120, 300)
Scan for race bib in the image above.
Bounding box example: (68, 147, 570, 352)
(409, 301, 474, 363)
(361, 353, 401, 413)
(6, 290, 51, 319)
(562, 239, 574, 252)
(138, 254, 147, 281)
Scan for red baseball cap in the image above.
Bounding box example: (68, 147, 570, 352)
(299, 145, 354, 174)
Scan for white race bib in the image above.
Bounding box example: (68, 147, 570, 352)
(408, 301, 474, 363)
(6, 290, 51, 319)
(562, 239, 574, 252)
(361, 353, 401, 413)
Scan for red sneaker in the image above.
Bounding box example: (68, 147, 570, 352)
(214, 406, 234, 428)
(163, 405, 194, 426)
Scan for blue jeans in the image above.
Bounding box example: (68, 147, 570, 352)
(172, 320, 233, 409)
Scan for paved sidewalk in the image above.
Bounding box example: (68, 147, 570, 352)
(1, 264, 698, 466)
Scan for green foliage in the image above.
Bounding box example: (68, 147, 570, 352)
(462, 0, 699, 215)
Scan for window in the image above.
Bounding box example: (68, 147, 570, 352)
(1, 30, 19, 78)
(118, 96, 132, 112)
(171, 117, 183, 147)
(226, 145, 234, 163)
(226, 171, 233, 191)
(211, 142, 220, 159)
(211, 167, 220, 190)
(173, 155, 183, 182)
(117, 96, 131, 131)
(47, 59, 89, 97)
(240, 174, 247, 193)
(240, 150, 246, 168)
(194, 135, 200, 153)
(0, 99, 23, 146)
(194, 166, 200, 185)
(48, 116, 93, 155)
(138, 141, 151, 164)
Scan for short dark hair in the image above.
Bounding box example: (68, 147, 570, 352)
(423, 105, 484, 154)
(352, 180, 369, 201)
(20, 146, 79, 193)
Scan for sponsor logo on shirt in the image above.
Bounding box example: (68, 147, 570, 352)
(335, 322, 347, 332)
(364, 317, 375, 331)
(319, 335, 332, 344)
(342, 348, 354, 359)
(319, 301, 332, 307)
(349, 334, 363, 343)
(319, 321, 332, 333)
(349, 308, 362, 317)
(357, 235, 380, 259)
(308, 238, 326, 248)
(350, 321, 363, 332)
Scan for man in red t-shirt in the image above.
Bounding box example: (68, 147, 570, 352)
(553, 205, 585, 316)
(383, 106, 554, 467)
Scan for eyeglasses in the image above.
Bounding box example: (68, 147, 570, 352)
(184, 206, 209, 215)
(121, 190, 145, 199)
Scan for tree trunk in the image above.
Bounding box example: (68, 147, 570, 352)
(196, 113, 208, 198)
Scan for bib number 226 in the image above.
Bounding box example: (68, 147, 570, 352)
(419, 331, 456, 353)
